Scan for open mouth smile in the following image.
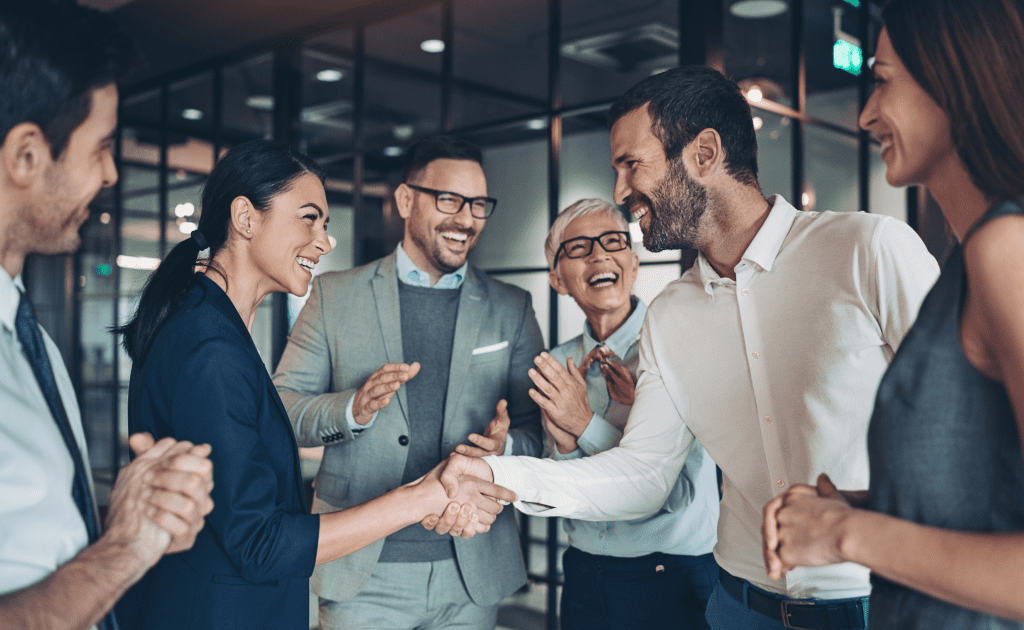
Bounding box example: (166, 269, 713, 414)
(588, 271, 619, 288)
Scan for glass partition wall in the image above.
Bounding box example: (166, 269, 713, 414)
(32, 0, 908, 627)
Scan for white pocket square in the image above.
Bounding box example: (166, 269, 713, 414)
(472, 341, 509, 355)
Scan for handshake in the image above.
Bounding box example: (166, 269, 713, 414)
(406, 399, 516, 540)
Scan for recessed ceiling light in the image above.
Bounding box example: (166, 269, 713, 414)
(316, 69, 344, 82)
(383, 146, 403, 157)
(746, 86, 763, 103)
(181, 108, 203, 120)
(245, 95, 274, 111)
(526, 118, 547, 130)
(752, 116, 763, 131)
(730, 0, 788, 18)
(392, 124, 415, 140)
(179, 221, 198, 235)
(420, 39, 445, 53)
(174, 202, 195, 218)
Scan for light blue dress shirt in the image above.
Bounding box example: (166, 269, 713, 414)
(548, 297, 719, 558)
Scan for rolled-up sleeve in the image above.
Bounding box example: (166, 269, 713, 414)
(173, 338, 319, 583)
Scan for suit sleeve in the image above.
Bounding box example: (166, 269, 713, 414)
(273, 276, 360, 447)
(172, 338, 319, 583)
(505, 291, 545, 457)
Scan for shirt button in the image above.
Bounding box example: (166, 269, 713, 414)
(398, 435, 409, 446)
(764, 416, 771, 424)
(777, 479, 785, 488)
(752, 351, 760, 359)
(741, 290, 749, 296)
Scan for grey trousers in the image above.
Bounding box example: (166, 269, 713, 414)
(318, 558, 498, 630)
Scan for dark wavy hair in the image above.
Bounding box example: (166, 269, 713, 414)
(883, 0, 1024, 199)
(608, 65, 759, 188)
(118, 139, 325, 362)
(0, 0, 139, 158)
(404, 134, 483, 183)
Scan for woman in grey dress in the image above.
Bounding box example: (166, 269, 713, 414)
(760, 0, 1024, 627)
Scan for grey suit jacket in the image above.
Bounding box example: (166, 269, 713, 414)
(272, 251, 545, 605)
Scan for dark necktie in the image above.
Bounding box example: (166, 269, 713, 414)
(15, 291, 119, 630)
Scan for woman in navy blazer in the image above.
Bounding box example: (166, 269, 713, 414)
(115, 140, 512, 630)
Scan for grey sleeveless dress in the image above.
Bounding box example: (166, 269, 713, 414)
(866, 199, 1024, 629)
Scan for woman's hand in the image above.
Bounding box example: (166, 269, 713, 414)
(528, 353, 593, 438)
(762, 473, 858, 580)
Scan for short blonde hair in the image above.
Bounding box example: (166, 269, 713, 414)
(544, 198, 630, 270)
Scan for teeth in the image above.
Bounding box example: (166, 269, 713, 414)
(296, 256, 315, 272)
(588, 272, 618, 286)
(441, 231, 468, 242)
(631, 206, 648, 221)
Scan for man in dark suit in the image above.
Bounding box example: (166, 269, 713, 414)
(273, 135, 544, 630)
(0, 3, 213, 629)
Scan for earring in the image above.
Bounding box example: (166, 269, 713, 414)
(246, 229, 251, 234)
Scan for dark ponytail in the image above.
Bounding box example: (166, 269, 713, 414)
(117, 138, 325, 362)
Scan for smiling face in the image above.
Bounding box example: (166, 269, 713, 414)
(398, 158, 487, 281)
(249, 171, 331, 297)
(860, 28, 957, 188)
(28, 84, 119, 255)
(550, 211, 639, 323)
(611, 106, 712, 252)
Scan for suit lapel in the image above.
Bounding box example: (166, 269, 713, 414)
(371, 253, 409, 421)
(444, 268, 485, 428)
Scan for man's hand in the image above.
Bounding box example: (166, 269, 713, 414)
(457, 399, 510, 457)
(528, 352, 592, 438)
(351, 362, 421, 425)
(438, 452, 496, 499)
(417, 458, 515, 539)
(104, 434, 214, 570)
(542, 410, 579, 454)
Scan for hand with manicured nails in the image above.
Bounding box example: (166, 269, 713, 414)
(351, 362, 421, 425)
(528, 352, 593, 441)
(457, 399, 511, 458)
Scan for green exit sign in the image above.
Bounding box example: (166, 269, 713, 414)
(843, 0, 860, 6)
(94, 263, 112, 277)
(834, 39, 862, 75)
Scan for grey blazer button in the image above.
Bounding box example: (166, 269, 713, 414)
(398, 435, 409, 446)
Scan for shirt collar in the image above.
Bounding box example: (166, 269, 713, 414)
(396, 241, 467, 289)
(582, 296, 647, 358)
(696, 194, 798, 295)
(0, 270, 25, 333)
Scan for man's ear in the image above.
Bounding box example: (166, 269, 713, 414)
(2, 122, 51, 189)
(394, 183, 414, 220)
(229, 195, 256, 240)
(689, 128, 724, 180)
(548, 268, 570, 295)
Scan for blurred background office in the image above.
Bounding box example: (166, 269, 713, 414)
(23, 0, 954, 627)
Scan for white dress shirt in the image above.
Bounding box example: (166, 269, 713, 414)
(0, 270, 94, 598)
(549, 298, 719, 558)
(486, 196, 939, 600)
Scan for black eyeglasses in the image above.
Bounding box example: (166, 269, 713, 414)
(405, 183, 498, 219)
(554, 231, 632, 264)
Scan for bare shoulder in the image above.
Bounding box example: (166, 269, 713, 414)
(964, 212, 1024, 285)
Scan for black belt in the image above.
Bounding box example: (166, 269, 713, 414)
(718, 569, 867, 630)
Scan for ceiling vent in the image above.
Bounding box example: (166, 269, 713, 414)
(561, 22, 678, 73)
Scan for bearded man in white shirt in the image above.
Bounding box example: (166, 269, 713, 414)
(436, 65, 940, 630)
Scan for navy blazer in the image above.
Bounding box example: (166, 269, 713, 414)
(118, 275, 319, 630)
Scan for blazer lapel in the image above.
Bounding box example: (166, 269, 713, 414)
(444, 267, 485, 428)
(370, 253, 409, 421)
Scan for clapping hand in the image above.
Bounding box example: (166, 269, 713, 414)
(580, 346, 636, 405)
(527, 352, 592, 450)
(456, 400, 510, 458)
(351, 362, 421, 425)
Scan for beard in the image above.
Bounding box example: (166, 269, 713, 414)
(628, 156, 712, 252)
(409, 217, 479, 273)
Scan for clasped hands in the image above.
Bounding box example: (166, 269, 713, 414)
(105, 433, 215, 569)
(527, 347, 635, 454)
(761, 473, 866, 581)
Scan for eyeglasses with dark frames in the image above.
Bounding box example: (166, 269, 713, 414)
(405, 183, 498, 219)
(554, 230, 632, 264)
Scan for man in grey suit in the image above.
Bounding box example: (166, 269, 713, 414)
(273, 134, 545, 630)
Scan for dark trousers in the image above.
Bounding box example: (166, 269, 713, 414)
(560, 547, 719, 630)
